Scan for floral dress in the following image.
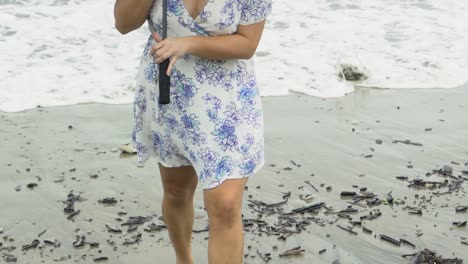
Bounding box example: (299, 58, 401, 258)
(131, 0, 272, 189)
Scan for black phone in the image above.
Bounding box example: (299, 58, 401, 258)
(158, 59, 170, 104)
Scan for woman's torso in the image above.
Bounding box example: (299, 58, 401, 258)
(148, 0, 247, 37)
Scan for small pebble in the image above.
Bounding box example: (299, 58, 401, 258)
(26, 183, 38, 190)
(442, 165, 453, 174)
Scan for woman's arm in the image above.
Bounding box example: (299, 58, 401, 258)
(151, 21, 267, 75)
(186, 21, 267, 60)
(114, 0, 154, 34)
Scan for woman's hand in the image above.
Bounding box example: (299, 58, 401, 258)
(150, 32, 191, 76)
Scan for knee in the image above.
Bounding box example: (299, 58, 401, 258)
(205, 197, 242, 227)
(163, 184, 194, 207)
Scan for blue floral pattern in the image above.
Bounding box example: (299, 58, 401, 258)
(132, 0, 272, 189)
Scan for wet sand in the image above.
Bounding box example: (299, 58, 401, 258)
(1, 85, 467, 263)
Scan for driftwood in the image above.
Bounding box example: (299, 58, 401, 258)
(67, 209, 80, 220)
(93, 257, 109, 262)
(402, 249, 463, 264)
(72, 235, 86, 248)
(279, 246, 305, 257)
(380, 234, 401, 246)
(393, 139, 423, 147)
(105, 224, 122, 233)
(304, 180, 319, 192)
(337, 225, 358, 235)
(288, 202, 325, 215)
(122, 233, 142, 245)
(144, 223, 167, 232)
(256, 249, 271, 262)
(400, 238, 416, 248)
(362, 226, 373, 234)
(22, 239, 40, 251)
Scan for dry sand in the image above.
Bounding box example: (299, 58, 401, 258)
(1, 85, 467, 263)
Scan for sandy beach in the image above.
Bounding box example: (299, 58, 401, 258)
(1, 85, 467, 264)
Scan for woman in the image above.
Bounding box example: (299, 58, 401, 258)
(114, 0, 272, 263)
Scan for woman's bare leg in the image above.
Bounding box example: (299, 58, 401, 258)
(159, 164, 198, 264)
(203, 177, 248, 264)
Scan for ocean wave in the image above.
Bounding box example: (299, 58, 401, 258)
(1, 0, 467, 112)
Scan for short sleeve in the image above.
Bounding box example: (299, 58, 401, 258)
(238, 0, 272, 26)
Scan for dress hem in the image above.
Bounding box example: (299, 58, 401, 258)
(200, 159, 265, 190)
(134, 152, 265, 190)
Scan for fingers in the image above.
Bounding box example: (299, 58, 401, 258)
(167, 56, 178, 76)
(148, 34, 180, 74)
(155, 47, 169, 59)
(152, 32, 162, 42)
(150, 42, 164, 57)
(154, 48, 171, 64)
(149, 32, 165, 56)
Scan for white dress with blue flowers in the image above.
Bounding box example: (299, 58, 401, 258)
(131, 0, 272, 189)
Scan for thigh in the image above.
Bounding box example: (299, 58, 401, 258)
(158, 163, 199, 195)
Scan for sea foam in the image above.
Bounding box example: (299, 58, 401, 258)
(1, 0, 468, 112)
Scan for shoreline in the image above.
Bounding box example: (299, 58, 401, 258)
(2, 81, 468, 114)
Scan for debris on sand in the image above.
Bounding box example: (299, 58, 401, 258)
(62, 191, 85, 220)
(304, 180, 319, 192)
(43, 239, 61, 247)
(396, 176, 409, 181)
(21, 239, 39, 251)
(452, 221, 467, 228)
(392, 139, 423, 147)
(26, 183, 38, 190)
(67, 209, 80, 220)
(337, 225, 358, 235)
(72, 235, 99, 249)
(93, 256, 109, 262)
(279, 246, 305, 257)
(340, 191, 356, 197)
(72, 235, 86, 248)
(2, 254, 17, 263)
(98, 197, 118, 206)
(122, 233, 142, 246)
(400, 238, 416, 249)
(105, 224, 122, 233)
(3, 156, 467, 263)
(402, 248, 463, 264)
(256, 249, 272, 262)
(63, 191, 85, 210)
(380, 234, 401, 246)
(121, 216, 152, 233)
(144, 223, 166, 232)
(455, 206, 468, 213)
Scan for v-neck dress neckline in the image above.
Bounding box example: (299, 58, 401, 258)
(181, 0, 210, 21)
